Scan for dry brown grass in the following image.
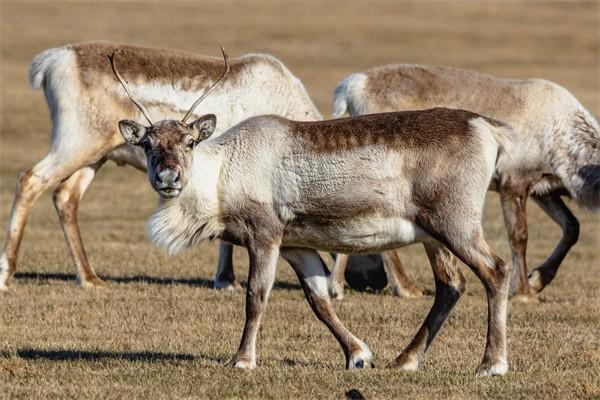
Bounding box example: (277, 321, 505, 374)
(1, 1, 599, 399)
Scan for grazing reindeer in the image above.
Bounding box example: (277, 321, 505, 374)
(113, 57, 514, 375)
(0, 41, 321, 290)
(330, 64, 600, 300)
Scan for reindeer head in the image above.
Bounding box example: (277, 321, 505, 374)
(110, 48, 229, 199)
(118, 116, 216, 198)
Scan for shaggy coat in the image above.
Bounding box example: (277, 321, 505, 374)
(129, 108, 513, 375)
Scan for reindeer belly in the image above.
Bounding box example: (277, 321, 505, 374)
(107, 144, 147, 170)
(283, 216, 426, 254)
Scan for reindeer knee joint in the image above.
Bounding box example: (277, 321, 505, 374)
(52, 187, 78, 223)
(16, 169, 34, 190)
(510, 225, 528, 246)
(495, 258, 509, 280)
(53, 188, 70, 209)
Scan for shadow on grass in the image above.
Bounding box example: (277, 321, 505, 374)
(346, 389, 366, 400)
(5, 349, 341, 369)
(2, 348, 227, 364)
(14, 272, 301, 290)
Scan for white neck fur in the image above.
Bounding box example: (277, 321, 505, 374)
(146, 141, 226, 255)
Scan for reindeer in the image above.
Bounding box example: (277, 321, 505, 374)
(110, 54, 514, 375)
(330, 64, 600, 300)
(0, 41, 322, 290)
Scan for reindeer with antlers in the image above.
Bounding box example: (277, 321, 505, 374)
(0, 41, 322, 290)
(108, 48, 515, 375)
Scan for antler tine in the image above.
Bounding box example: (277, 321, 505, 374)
(108, 52, 154, 125)
(181, 46, 230, 124)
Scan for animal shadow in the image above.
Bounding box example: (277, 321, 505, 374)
(14, 271, 301, 290)
(3, 348, 226, 364)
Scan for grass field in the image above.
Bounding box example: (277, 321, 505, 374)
(1, 1, 599, 398)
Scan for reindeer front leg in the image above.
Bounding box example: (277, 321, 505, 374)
(229, 240, 280, 369)
(381, 250, 423, 298)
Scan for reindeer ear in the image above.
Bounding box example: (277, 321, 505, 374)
(118, 120, 147, 145)
(188, 114, 217, 142)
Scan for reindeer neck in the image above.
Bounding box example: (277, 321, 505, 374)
(147, 140, 226, 255)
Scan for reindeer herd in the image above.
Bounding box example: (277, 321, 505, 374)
(1, 41, 598, 377)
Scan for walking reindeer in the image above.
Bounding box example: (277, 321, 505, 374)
(330, 64, 600, 300)
(0, 41, 321, 290)
(111, 53, 515, 375)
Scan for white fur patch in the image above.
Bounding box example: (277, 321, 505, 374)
(146, 144, 225, 255)
(114, 54, 322, 136)
(40, 50, 88, 154)
(282, 249, 330, 296)
(284, 216, 426, 254)
(332, 73, 367, 118)
(0, 253, 10, 290)
(477, 359, 509, 377)
(29, 47, 71, 90)
(468, 117, 503, 165)
(396, 353, 420, 372)
(147, 201, 224, 256)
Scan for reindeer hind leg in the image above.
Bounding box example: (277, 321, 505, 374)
(1, 128, 111, 290)
(391, 241, 464, 370)
(445, 230, 510, 376)
(0, 153, 81, 290)
(52, 160, 106, 288)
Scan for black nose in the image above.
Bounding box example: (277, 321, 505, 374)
(156, 168, 180, 186)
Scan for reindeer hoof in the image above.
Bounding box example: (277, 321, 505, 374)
(388, 352, 419, 371)
(392, 285, 423, 299)
(228, 356, 256, 369)
(215, 280, 242, 291)
(0, 255, 13, 291)
(328, 282, 345, 300)
(0, 276, 12, 291)
(527, 270, 545, 294)
(510, 293, 539, 304)
(347, 342, 373, 369)
(476, 359, 508, 377)
(348, 357, 373, 370)
(79, 276, 107, 289)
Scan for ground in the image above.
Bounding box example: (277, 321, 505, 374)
(0, 1, 599, 399)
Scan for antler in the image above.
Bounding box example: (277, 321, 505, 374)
(181, 46, 230, 124)
(108, 52, 154, 125)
